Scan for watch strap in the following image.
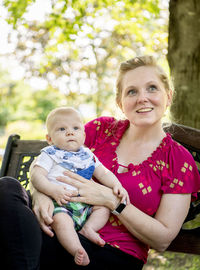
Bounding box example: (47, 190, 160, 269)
(111, 200, 127, 215)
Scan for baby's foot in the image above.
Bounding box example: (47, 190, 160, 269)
(80, 227, 105, 247)
(74, 248, 90, 266)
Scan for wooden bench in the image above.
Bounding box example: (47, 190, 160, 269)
(1, 123, 200, 255)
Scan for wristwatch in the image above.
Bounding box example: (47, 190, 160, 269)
(111, 200, 127, 216)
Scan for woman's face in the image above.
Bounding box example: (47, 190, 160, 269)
(120, 66, 172, 127)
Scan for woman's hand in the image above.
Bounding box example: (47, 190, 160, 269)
(31, 188, 54, 237)
(57, 170, 120, 210)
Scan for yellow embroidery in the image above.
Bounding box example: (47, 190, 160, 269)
(147, 186, 152, 192)
(153, 166, 157, 171)
(139, 183, 152, 195)
(90, 148, 95, 152)
(181, 167, 186, 173)
(111, 142, 116, 146)
(142, 188, 147, 195)
(173, 178, 178, 184)
(109, 216, 122, 226)
(181, 162, 193, 173)
(170, 178, 184, 189)
(132, 170, 141, 176)
(161, 161, 165, 166)
(94, 120, 101, 125)
(184, 162, 188, 168)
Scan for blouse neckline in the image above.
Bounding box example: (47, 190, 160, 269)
(110, 119, 171, 172)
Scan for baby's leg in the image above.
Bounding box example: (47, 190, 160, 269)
(79, 206, 110, 246)
(52, 213, 90, 266)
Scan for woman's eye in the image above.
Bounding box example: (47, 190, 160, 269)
(127, 89, 136, 96)
(148, 85, 157, 92)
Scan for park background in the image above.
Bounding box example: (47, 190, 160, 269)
(0, 0, 200, 269)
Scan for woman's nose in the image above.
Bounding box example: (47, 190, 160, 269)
(137, 90, 148, 103)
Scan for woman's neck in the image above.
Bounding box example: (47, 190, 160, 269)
(125, 121, 166, 144)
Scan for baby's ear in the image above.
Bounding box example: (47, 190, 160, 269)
(46, 134, 52, 145)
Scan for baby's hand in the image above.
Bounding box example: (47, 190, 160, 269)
(51, 185, 70, 206)
(113, 184, 130, 204)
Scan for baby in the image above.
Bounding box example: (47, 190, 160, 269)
(30, 106, 129, 266)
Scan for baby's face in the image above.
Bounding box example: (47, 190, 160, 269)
(47, 112, 85, 152)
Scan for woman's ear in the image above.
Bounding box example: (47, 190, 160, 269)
(167, 89, 173, 107)
(46, 134, 52, 145)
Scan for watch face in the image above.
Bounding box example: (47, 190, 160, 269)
(116, 203, 126, 213)
(112, 201, 126, 215)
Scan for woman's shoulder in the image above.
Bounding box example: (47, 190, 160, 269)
(166, 133, 195, 161)
(84, 116, 129, 148)
(160, 134, 200, 196)
(85, 116, 128, 131)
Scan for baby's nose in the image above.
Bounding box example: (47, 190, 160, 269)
(66, 129, 74, 135)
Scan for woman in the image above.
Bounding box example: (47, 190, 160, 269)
(0, 55, 200, 270)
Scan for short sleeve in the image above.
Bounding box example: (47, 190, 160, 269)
(84, 116, 115, 149)
(34, 152, 54, 173)
(161, 142, 200, 199)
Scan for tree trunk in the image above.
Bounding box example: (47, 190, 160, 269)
(168, 0, 200, 129)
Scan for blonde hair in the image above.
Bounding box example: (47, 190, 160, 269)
(116, 55, 173, 109)
(46, 107, 82, 133)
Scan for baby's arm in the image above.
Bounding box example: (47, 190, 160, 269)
(31, 165, 69, 206)
(93, 165, 129, 203)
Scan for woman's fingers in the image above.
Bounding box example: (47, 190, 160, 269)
(57, 175, 76, 186)
(64, 170, 89, 182)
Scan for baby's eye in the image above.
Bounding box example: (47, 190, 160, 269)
(59, 127, 65, 131)
(127, 89, 137, 96)
(73, 126, 79, 130)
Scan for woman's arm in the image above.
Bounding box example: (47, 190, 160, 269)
(93, 165, 130, 203)
(117, 193, 191, 251)
(57, 170, 191, 251)
(30, 182, 55, 237)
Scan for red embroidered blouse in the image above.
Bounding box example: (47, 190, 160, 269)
(84, 116, 200, 263)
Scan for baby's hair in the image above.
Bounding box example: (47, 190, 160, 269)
(46, 106, 83, 133)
